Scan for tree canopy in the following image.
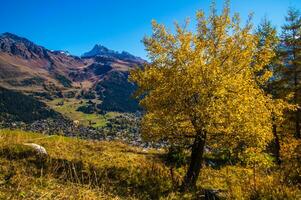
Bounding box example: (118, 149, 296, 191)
(130, 2, 287, 190)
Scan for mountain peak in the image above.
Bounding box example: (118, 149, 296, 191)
(93, 44, 109, 50)
(82, 44, 116, 58)
(2, 32, 17, 37)
(82, 44, 145, 63)
(0, 32, 47, 59)
(2, 32, 19, 37)
(1, 32, 33, 44)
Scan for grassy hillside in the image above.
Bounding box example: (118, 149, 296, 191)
(46, 98, 119, 128)
(0, 130, 300, 199)
(0, 129, 173, 199)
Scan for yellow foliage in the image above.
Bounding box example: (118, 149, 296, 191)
(130, 3, 284, 161)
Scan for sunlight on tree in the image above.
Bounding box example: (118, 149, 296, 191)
(130, 1, 289, 191)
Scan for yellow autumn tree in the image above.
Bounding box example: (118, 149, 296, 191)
(130, 2, 282, 191)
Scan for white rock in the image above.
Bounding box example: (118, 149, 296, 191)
(23, 143, 48, 156)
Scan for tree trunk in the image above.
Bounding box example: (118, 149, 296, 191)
(295, 110, 301, 138)
(180, 132, 206, 192)
(272, 123, 281, 164)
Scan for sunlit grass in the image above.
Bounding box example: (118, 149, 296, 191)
(46, 98, 120, 128)
(0, 129, 172, 199)
(0, 129, 299, 199)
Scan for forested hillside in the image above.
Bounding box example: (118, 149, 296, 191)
(0, 87, 63, 123)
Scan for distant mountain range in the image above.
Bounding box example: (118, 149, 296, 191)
(0, 32, 144, 122)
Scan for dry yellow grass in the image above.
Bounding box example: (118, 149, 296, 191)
(0, 129, 173, 200)
(0, 129, 300, 200)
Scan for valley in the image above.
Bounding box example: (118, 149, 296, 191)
(47, 98, 111, 128)
(0, 32, 143, 144)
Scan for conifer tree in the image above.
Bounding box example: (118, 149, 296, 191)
(256, 18, 283, 164)
(279, 8, 301, 138)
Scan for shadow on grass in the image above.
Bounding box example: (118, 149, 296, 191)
(0, 145, 173, 199)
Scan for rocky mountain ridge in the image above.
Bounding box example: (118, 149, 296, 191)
(82, 44, 145, 63)
(0, 32, 144, 113)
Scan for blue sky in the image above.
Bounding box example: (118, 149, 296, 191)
(0, 0, 300, 59)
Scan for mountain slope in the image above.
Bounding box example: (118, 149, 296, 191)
(0, 87, 63, 123)
(0, 32, 144, 114)
(96, 71, 140, 112)
(0, 33, 87, 95)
